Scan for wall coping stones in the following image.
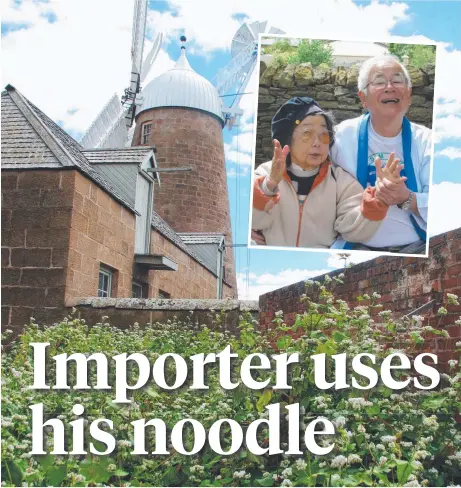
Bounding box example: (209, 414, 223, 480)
(70, 297, 259, 312)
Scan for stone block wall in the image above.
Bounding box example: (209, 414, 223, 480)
(255, 61, 435, 166)
(259, 228, 461, 367)
(66, 171, 136, 301)
(2, 170, 73, 333)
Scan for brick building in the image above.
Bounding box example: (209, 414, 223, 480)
(1, 81, 236, 334)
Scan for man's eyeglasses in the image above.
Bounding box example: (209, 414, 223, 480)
(295, 128, 331, 145)
(365, 72, 407, 90)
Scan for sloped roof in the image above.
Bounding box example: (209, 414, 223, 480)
(82, 147, 154, 164)
(178, 233, 225, 245)
(1, 93, 61, 168)
(178, 233, 225, 275)
(151, 213, 221, 277)
(1, 85, 135, 213)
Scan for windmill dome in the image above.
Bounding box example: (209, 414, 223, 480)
(137, 44, 224, 125)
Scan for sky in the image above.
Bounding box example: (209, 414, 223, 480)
(2, 0, 461, 300)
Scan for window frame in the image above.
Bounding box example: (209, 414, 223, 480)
(158, 289, 171, 299)
(141, 122, 152, 145)
(132, 281, 144, 299)
(98, 266, 113, 298)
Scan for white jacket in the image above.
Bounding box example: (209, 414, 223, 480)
(252, 159, 388, 248)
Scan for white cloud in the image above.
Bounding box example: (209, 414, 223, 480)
(429, 182, 461, 236)
(238, 267, 330, 300)
(327, 251, 377, 270)
(227, 166, 249, 178)
(434, 115, 461, 143)
(1, 0, 175, 136)
(435, 146, 461, 160)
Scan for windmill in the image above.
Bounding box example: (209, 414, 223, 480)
(215, 21, 285, 128)
(80, 0, 162, 150)
(80, 1, 284, 149)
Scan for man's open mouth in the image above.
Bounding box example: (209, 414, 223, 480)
(381, 98, 400, 104)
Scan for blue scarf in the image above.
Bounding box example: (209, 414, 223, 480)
(342, 113, 426, 249)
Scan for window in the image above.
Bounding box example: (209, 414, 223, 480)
(132, 282, 143, 298)
(98, 267, 113, 297)
(158, 289, 170, 299)
(141, 123, 152, 145)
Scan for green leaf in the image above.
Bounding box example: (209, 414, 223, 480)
(256, 476, 274, 486)
(277, 335, 292, 350)
(1, 461, 23, 486)
(333, 331, 347, 342)
(38, 454, 55, 469)
(421, 395, 446, 410)
(256, 389, 273, 413)
(365, 404, 380, 415)
(46, 466, 67, 486)
(395, 459, 413, 485)
(114, 469, 129, 477)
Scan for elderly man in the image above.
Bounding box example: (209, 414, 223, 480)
(330, 54, 431, 253)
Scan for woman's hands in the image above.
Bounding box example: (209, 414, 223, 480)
(375, 152, 410, 206)
(267, 139, 290, 192)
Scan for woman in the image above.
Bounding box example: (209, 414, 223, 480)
(252, 96, 404, 248)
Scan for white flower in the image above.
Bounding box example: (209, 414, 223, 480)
(282, 468, 292, 478)
(378, 456, 388, 466)
(233, 470, 247, 479)
(448, 359, 458, 369)
(381, 435, 396, 443)
(295, 459, 307, 470)
(331, 455, 347, 468)
(333, 416, 346, 428)
(347, 454, 361, 464)
(281, 480, 293, 487)
(348, 397, 373, 409)
(403, 481, 420, 487)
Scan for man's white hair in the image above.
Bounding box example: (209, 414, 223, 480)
(358, 54, 412, 94)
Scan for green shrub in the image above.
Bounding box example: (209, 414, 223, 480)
(388, 43, 436, 69)
(1, 286, 460, 487)
(265, 38, 333, 68)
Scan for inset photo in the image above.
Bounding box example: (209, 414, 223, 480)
(249, 37, 436, 256)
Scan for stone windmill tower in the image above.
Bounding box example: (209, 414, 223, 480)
(131, 38, 236, 288)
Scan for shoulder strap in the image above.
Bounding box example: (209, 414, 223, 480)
(357, 113, 370, 189)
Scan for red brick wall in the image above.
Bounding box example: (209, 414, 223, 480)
(133, 107, 236, 291)
(259, 228, 461, 365)
(2, 170, 73, 332)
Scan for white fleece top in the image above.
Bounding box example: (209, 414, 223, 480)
(331, 115, 431, 247)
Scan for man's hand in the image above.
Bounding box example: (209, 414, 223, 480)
(251, 229, 266, 246)
(267, 139, 290, 191)
(375, 152, 410, 206)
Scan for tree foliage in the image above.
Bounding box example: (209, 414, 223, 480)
(388, 43, 436, 69)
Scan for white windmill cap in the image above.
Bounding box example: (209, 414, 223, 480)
(137, 37, 224, 125)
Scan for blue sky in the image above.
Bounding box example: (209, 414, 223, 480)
(2, 0, 461, 299)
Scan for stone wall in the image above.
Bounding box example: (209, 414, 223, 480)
(66, 171, 136, 301)
(255, 61, 435, 166)
(2, 169, 73, 334)
(259, 227, 461, 368)
(69, 298, 259, 336)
